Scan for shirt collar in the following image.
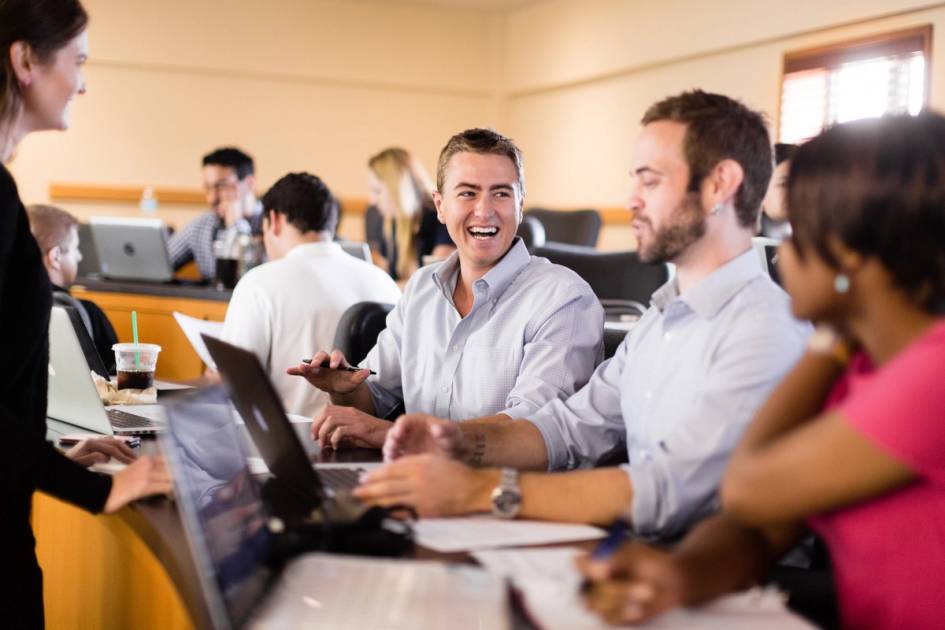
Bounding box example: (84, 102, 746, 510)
(432, 237, 530, 301)
(651, 247, 764, 319)
(284, 241, 343, 259)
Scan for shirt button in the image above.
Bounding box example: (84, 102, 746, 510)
(664, 332, 672, 341)
(441, 385, 449, 393)
(644, 391, 652, 400)
(452, 344, 460, 351)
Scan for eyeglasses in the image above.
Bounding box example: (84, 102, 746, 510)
(204, 177, 240, 195)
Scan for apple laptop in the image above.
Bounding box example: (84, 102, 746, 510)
(90, 216, 174, 282)
(162, 386, 509, 630)
(202, 335, 365, 497)
(47, 306, 163, 435)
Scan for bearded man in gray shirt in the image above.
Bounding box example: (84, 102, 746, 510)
(356, 91, 810, 539)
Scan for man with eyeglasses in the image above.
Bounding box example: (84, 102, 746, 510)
(167, 147, 263, 280)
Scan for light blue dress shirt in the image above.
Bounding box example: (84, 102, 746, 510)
(527, 248, 811, 538)
(364, 238, 604, 420)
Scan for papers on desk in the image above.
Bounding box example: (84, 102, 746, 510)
(472, 547, 814, 630)
(172, 311, 224, 369)
(413, 516, 605, 552)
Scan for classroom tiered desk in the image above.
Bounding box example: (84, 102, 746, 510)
(70, 278, 230, 380)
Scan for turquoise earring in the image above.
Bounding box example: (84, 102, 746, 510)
(834, 274, 850, 294)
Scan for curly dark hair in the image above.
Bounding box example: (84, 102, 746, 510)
(642, 90, 772, 229)
(261, 172, 339, 236)
(787, 113, 945, 314)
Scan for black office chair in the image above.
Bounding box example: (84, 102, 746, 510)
(532, 243, 669, 307)
(332, 301, 395, 367)
(525, 208, 602, 247)
(516, 215, 546, 250)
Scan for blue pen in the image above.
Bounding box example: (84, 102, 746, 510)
(581, 520, 629, 594)
(592, 519, 629, 560)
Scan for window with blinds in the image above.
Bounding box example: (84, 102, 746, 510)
(779, 26, 932, 144)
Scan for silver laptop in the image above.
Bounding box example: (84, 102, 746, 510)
(90, 216, 174, 282)
(162, 387, 510, 630)
(47, 306, 163, 435)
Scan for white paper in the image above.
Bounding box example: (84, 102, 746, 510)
(413, 516, 605, 552)
(172, 311, 224, 369)
(472, 547, 813, 630)
(154, 379, 195, 391)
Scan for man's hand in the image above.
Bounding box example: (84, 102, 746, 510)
(383, 413, 466, 462)
(67, 437, 138, 467)
(103, 455, 173, 513)
(286, 349, 369, 397)
(577, 542, 688, 625)
(353, 454, 497, 517)
(311, 405, 391, 449)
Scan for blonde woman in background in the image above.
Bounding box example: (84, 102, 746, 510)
(366, 147, 454, 283)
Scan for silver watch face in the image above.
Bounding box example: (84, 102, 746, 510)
(491, 487, 522, 517)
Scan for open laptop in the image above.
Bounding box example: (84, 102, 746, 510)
(90, 216, 175, 282)
(162, 386, 509, 630)
(202, 335, 366, 499)
(48, 306, 163, 435)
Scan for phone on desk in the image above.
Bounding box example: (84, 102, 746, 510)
(58, 433, 140, 448)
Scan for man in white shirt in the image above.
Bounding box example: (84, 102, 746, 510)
(288, 129, 604, 450)
(220, 172, 401, 417)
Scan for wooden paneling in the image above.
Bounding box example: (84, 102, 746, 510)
(70, 289, 227, 380)
(33, 493, 194, 630)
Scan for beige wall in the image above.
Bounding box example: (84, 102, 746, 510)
(8, 0, 944, 248)
(502, 0, 945, 249)
(8, 0, 504, 240)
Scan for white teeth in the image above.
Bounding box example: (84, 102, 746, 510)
(468, 227, 498, 235)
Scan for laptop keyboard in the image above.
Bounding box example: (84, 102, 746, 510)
(106, 408, 159, 432)
(317, 467, 364, 493)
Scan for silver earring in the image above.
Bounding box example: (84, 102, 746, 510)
(711, 203, 724, 216)
(834, 274, 850, 294)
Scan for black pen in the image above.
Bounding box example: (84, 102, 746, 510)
(301, 358, 376, 375)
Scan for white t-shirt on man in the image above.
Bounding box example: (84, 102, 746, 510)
(221, 241, 401, 417)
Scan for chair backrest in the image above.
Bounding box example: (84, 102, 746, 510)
(603, 328, 628, 361)
(516, 215, 546, 250)
(337, 239, 371, 262)
(331, 301, 395, 366)
(525, 208, 602, 247)
(532, 243, 669, 306)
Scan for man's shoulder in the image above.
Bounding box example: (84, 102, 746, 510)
(517, 256, 596, 298)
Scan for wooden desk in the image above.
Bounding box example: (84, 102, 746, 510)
(71, 279, 230, 380)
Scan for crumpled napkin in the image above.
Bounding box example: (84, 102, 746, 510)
(91, 371, 157, 405)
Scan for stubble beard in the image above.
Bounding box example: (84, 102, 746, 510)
(638, 193, 707, 264)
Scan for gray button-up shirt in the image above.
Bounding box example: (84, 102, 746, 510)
(528, 248, 811, 538)
(364, 238, 604, 420)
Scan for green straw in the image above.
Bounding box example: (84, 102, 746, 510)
(131, 310, 140, 369)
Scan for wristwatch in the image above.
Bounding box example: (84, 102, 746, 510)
(491, 468, 522, 519)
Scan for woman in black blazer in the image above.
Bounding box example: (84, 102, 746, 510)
(1, 1, 171, 625)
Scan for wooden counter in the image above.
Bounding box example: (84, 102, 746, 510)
(70, 280, 230, 380)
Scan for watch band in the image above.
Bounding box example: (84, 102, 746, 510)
(491, 468, 522, 519)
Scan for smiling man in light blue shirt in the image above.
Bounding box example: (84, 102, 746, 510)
(290, 129, 603, 449)
(357, 91, 810, 538)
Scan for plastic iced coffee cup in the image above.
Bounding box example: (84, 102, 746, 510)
(112, 343, 162, 390)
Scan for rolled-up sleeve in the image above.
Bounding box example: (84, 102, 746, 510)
(502, 283, 604, 419)
(526, 332, 630, 470)
(623, 308, 809, 538)
(364, 286, 409, 419)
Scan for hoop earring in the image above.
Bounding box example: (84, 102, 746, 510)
(834, 274, 851, 294)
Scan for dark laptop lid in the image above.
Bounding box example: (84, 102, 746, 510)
(202, 335, 324, 500)
(162, 386, 275, 630)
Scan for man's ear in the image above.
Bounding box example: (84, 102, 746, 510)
(705, 158, 745, 211)
(432, 191, 446, 224)
(9, 41, 35, 86)
(267, 210, 283, 236)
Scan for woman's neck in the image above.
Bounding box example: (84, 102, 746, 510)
(849, 292, 937, 365)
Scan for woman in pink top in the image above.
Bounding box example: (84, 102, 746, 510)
(578, 112, 945, 630)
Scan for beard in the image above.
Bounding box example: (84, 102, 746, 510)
(637, 193, 707, 264)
